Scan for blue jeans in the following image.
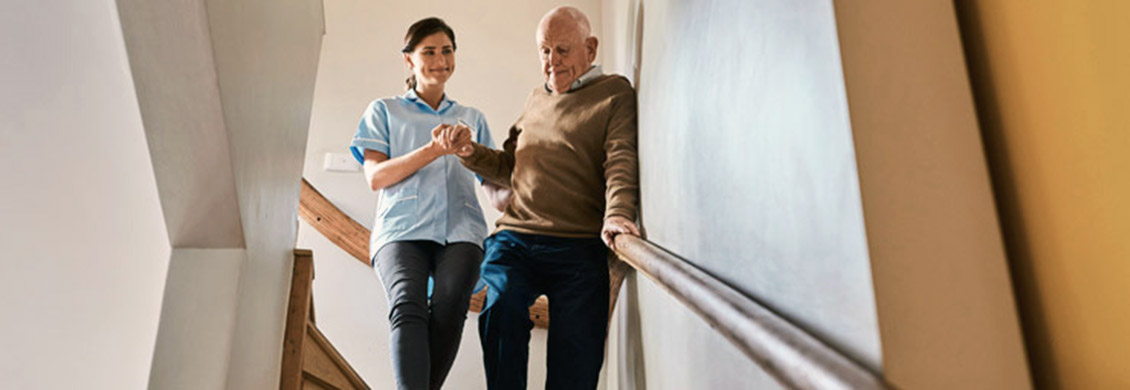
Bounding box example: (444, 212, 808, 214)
(478, 230, 610, 390)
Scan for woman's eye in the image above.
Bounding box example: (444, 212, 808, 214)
(442, 49, 452, 54)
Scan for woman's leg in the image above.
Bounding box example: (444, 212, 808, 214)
(427, 242, 484, 390)
(375, 241, 436, 390)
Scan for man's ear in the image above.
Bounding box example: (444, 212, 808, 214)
(586, 36, 599, 62)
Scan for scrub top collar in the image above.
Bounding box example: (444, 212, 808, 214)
(403, 88, 456, 114)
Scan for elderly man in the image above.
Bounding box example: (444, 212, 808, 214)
(449, 6, 640, 389)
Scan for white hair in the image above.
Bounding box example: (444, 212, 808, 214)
(538, 6, 592, 39)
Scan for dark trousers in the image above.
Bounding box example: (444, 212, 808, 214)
(375, 241, 484, 390)
(478, 230, 610, 390)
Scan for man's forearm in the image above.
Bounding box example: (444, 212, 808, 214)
(603, 89, 640, 221)
(459, 143, 514, 185)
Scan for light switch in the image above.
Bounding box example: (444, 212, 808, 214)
(323, 152, 361, 172)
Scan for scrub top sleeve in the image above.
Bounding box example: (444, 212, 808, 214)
(350, 100, 391, 163)
(477, 112, 496, 149)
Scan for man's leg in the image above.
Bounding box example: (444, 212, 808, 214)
(542, 238, 610, 390)
(479, 231, 540, 389)
(374, 241, 436, 390)
(428, 242, 484, 390)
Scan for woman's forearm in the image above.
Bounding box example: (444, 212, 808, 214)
(364, 144, 443, 191)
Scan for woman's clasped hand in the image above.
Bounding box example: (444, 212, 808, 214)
(429, 122, 474, 156)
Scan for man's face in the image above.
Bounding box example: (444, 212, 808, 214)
(537, 23, 596, 94)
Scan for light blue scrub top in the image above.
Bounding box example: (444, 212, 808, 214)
(350, 90, 496, 261)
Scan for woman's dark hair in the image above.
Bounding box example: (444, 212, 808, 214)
(402, 17, 456, 91)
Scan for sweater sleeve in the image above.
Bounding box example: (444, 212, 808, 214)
(459, 124, 520, 187)
(602, 83, 640, 221)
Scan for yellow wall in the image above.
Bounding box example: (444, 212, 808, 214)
(957, 1, 1130, 388)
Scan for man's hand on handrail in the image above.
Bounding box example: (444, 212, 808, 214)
(602, 215, 641, 248)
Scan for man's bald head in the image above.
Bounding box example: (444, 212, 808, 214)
(536, 6, 598, 94)
(537, 6, 592, 42)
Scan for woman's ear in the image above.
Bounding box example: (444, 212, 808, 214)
(403, 53, 414, 70)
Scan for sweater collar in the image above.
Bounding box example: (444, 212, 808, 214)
(545, 65, 603, 94)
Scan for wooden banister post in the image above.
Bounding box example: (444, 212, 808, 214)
(280, 249, 314, 390)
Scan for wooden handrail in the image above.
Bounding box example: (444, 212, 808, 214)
(611, 235, 889, 390)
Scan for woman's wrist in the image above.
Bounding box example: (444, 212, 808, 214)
(422, 140, 446, 159)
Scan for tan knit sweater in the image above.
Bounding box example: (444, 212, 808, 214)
(460, 74, 639, 237)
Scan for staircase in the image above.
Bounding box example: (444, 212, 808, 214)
(280, 249, 370, 390)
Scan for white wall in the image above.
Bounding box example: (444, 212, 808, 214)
(112, 0, 325, 388)
(201, 0, 326, 388)
(598, 0, 1030, 389)
(148, 249, 245, 390)
(640, 0, 882, 365)
(604, 0, 883, 388)
(597, 2, 641, 389)
(115, 0, 245, 249)
(113, 1, 249, 387)
(0, 0, 171, 388)
(297, 0, 604, 388)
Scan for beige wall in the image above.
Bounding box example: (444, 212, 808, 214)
(834, 0, 1031, 389)
(0, 0, 171, 388)
(957, 0, 1130, 388)
(297, 0, 604, 389)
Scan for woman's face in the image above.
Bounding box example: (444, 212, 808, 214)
(405, 32, 455, 88)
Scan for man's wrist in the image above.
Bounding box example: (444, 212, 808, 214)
(604, 214, 633, 223)
(458, 143, 482, 162)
